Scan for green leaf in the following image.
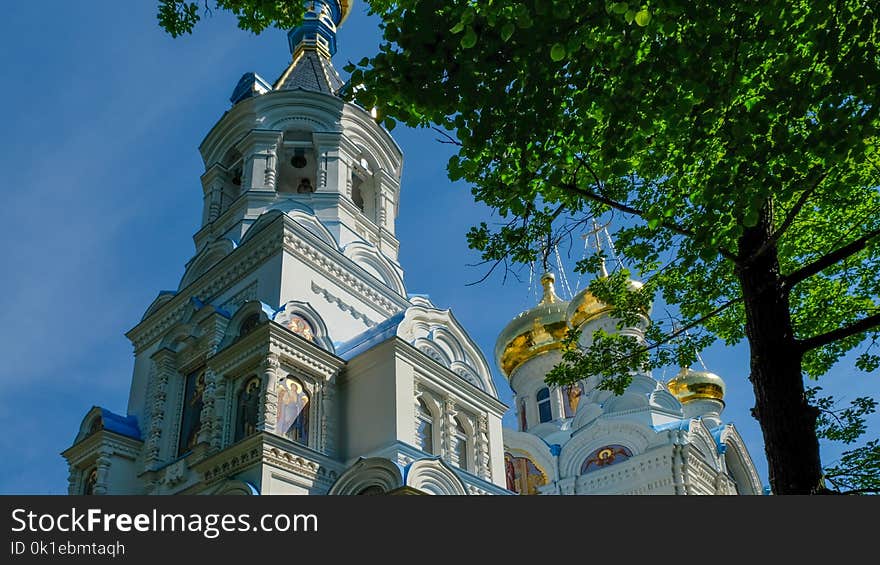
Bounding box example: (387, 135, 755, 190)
(450, 21, 465, 35)
(501, 22, 515, 42)
(550, 43, 566, 62)
(461, 26, 478, 49)
(635, 9, 652, 26)
(383, 117, 397, 131)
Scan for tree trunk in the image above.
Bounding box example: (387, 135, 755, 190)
(737, 200, 824, 494)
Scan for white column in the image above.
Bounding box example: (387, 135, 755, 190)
(200, 165, 228, 224)
(257, 354, 280, 433)
(476, 413, 491, 479)
(236, 130, 283, 191)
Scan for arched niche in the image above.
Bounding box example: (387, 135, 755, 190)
(277, 129, 318, 195)
(218, 301, 274, 349)
(329, 458, 405, 495)
(273, 300, 335, 353)
(179, 239, 238, 291)
(405, 458, 468, 495)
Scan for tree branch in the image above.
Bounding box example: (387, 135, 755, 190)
(798, 313, 880, 353)
(432, 126, 462, 146)
(784, 227, 880, 287)
(559, 182, 741, 263)
(744, 170, 827, 265)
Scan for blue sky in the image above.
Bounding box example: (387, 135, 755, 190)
(0, 1, 876, 494)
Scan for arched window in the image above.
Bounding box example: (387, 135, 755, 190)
(357, 485, 385, 496)
(350, 157, 376, 220)
(562, 382, 584, 418)
(276, 377, 310, 445)
(580, 445, 633, 474)
(537, 387, 552, 423)
(239, 314, 260, 338)
(235, 376, 261, 442)
(415, 398, 434, 454)
(82, 468, 98, 496)
(351, 175, 366, 212)
(453, 418, 469, 471)
(504, 452, 548, 495)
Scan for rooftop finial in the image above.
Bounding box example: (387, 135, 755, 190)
(539, 272, 560, 305)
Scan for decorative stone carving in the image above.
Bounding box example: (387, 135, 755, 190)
(257, 355, 280, 434)
(310, 281, 378, 327)
(164, 459, 188, 487)
(476, 414, 490, 479)
(145, 349, 176, 470)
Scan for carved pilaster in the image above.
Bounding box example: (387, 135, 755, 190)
(201, 165, 227, 224)
(320, 379, 337, 456)
(197, 368, 217, 447)
(476, 414, 490, 480)
(93, 449, 112, 496)
(257, 354, 280, 433)
(236, 130, 282, 191)
(442, 397, 457, 462)
(145, 348, 177, 470)
(211, 376, 229, 451)
(67, 468, 79, 496)
(318, 151, 328, 189)
(264, 145, 277, 189)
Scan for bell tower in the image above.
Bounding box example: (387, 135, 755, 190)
(62, 1, 512, 497)
(195, 0, 402, 289)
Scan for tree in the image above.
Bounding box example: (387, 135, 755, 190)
(157, 0, 880, 494)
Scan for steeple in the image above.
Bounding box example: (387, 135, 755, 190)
(274, 1, 350, 95)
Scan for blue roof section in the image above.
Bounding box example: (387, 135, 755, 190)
(653, 419, 691, 433)
(336, 311, 406, 361)
(710, 425, 727, 453)
(230, 72, 272, 105)
(654, 419, 728, 454)
(99, 408, 141, 441)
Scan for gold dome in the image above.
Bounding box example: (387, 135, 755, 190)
(340, 1, 353, 24)
(567, 278, 644, 329)
(495, 273, 570, 379)
(667, 368, 726, 404)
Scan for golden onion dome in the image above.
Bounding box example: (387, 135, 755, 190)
(567, 278, 644, 329)
(667, 367, 726, 404)
(340, 1, 353, 24)
(495, 273, 570, 379)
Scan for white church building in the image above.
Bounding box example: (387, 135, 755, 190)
(62, 0, 763, 496)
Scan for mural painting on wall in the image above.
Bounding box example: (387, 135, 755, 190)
(580, 445, 633, 474)
(275, 308, 316, 343)
(235, 376, 261, 442)
(504, 452, 548, 495)
(277, 377, 310, 445)
(178, 368, 206, 456)
(562, 382, 584, 418)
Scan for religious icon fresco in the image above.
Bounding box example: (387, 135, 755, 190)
(235, 376, 261, 442)
(178, 369, 206, 456)
(504, 452, 548, 495)
(562, 382, 584, 418)
(580, 445, 633, 474)
(276, 377, 310, 445)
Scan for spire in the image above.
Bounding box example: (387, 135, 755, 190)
(274, 1, 351, 95)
